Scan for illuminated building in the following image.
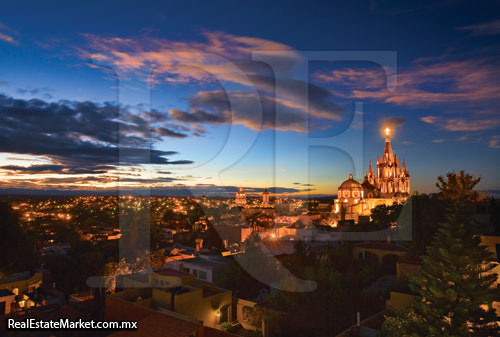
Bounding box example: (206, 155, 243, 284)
(234, 187, 247, 206)
(334, 128, 410, 222)
(261, 187, 270, 207)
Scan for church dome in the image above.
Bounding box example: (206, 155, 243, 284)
(339, 174, 362, 189)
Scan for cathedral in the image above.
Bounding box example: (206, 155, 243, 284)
(333, 128, 410, 222)
(233, 187, 275, 216)
(234, 187, 273, 208)
(235, 187, 247, 206)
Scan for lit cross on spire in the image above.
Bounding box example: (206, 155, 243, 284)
(385, 127, 391, 137)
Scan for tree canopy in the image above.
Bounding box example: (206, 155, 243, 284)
(436, 170, 481, 203)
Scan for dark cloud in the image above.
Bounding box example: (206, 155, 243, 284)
(248, 75, 344, 121)
(156, 170, 172, 174)
(166, 73, 346, 133)
(169, 90, 319, 132)
(169, 108, 227, 124)
(293, 182, 315, 187)
(140, 109, 168, 123)
(115, 177, 182, 183)
(0, 94, 193, 176)
(0, 164, 114, 175)
(80, 31, 345, 133)
(299, 188, 316, 192)
(155, 126, 188, 138)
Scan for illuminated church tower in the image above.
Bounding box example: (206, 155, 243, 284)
(235, 187, 247, 206)
(334, 127, 410, 222)
(372, 128, 410, 197)
(261, 187, 270, 207)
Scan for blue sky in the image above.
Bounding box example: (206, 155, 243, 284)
(0, 0, 499, 195)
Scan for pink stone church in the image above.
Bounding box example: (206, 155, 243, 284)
(333, 128, 410, 223)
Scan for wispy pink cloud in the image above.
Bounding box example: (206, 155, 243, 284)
(421, 116, 439, 124)
(79, 31, 300, 84)
(421, 115, 500, 131)
(78, 31, 344, 132)
(0, 32, 17, 44)
(314, 58, 500, 107)
(0, 22, 18, 45)
(458, 19, 500, 36)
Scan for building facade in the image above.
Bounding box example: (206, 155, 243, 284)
(334, 128, 410, 222)
(261, 188, 270, 207)
(235, 187, 247, 206)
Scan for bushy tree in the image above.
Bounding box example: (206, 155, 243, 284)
(383, 201, 500, 336)
(383, 172, 499, 336)
(436, 170, 481, 203)
(410, 194, 448, 256)
(366, 203, 404, 231)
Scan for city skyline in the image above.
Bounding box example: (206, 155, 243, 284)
(0, 1, 499, 196)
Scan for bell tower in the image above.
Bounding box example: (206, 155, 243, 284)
(367, 127, 410, 197)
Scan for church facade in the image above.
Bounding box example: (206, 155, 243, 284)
(235, 187, 247, 206)
(333, 128, 410, 223)
(233, 187, 276, 216)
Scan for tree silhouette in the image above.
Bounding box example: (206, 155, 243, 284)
(0, 202, 38, 276)
(436, 170, 481, 203)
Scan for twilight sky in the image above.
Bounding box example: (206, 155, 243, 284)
(0, 0, 499, 196)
